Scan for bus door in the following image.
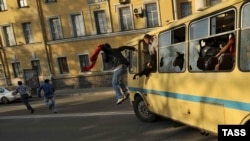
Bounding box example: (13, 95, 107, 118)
(138, 41, 151, 89)
(128, 40, 149, 92)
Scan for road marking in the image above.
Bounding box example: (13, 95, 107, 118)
(0, 111, 134, 120)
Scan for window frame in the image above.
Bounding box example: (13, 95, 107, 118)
(12, 62, 22, 78)
(119, 6, 133, 31)
(57, 57, 69, 74)
(180, 2, 192, 18)
(0, 0, 7, 11)
(158, 26, 186, 73)
(189, 8, 236, 72)
(1, 24, 16, 46)
(31, 60, 41, 75)
(78, 54, 90, 72)
(94, 10, 108, 34)
(70, 13, 86, 37)
(22, 22, 34, 44)
(48, 16, 63, 40)
(45, 0, 57, 3)
(144, 2, 160, 28)
(18, 0, 28, 8)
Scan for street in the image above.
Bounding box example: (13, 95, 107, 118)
(0, 87, 217, 141)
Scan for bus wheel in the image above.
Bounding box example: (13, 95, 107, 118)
(133, 96, 157, 122)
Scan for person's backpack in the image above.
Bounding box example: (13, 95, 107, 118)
(197, 46, 219, 70)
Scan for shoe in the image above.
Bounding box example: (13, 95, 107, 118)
(53, 111, 57, 114)
(123, 92, 130, 100)
(31, 109, 34, 113)
(116, 98, 124, 105)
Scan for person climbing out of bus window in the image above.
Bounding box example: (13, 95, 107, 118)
(214, 33, 235, 70)
(133, 34, 157, 79)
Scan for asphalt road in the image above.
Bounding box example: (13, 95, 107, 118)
(0, 87, 218, 141)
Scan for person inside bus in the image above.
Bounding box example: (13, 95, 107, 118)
(133, 34, 157, 79)
(196, 38, 219, 70)
(214, 33, 235, 70)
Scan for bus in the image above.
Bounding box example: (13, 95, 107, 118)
(126, 0, 250, 136)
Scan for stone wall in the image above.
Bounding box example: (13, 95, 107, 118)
(51, 72, 114, 89)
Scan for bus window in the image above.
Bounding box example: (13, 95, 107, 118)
(190, 18, 209, 40)
(159, 31, 171, 47)
(210, 10, 235, 35)
(128, 46, 138, 73)
(240, 2, 250, 71)
(189, 9, 235, 72)
(159, 26, 185, 73)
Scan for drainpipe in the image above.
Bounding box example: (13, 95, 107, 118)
(0, 36, 11, 86)
(172, 0, 178, 20)
(35, 0, 53, 76)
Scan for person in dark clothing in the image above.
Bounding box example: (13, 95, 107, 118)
(102, 43, 137, 104)
(14, 81, 34, 113)
(133, 34, 157, 79)
(38, 79, 57, 113)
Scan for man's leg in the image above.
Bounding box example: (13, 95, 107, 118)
(50, 97, 57, 113)
(21, 94, 34, 113)
(112, 67, 125, 104)
(119, 67, 129, 98)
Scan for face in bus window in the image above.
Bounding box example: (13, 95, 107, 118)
(144, 38, 151, 44)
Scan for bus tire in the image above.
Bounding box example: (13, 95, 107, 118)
(133, 96, 157, 122)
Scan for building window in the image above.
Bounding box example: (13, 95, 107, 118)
(49, 17, 63, 40)
(57, 57, 69, 74)
(45, 0, 56, 3)
(88, 0, 107, 4)
(101, 52, 112, 71)
(180, 2, 192, 18)
(18, 0, 28, 8)
(31, 60, 41, 75)
(0, 0, 7, 11)
(0, 64, 4, 78)
(22, 22, 34, 43)
(209, 0, 221, 6)
(119, 7, 133, 31)
(145, 3, 159, 28)
(70, 14, 85, 37)
(94, 10, 107, 34)
(79, 54, 90, 72)
(2, 25, 16, 46)
(12, 62, 22, 78)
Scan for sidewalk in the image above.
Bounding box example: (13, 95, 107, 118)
(54, 87, 114, 96)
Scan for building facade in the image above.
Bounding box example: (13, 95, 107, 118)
(0, 0, 222, 90)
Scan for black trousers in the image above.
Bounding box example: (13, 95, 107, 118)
(20, 94, 33, 110)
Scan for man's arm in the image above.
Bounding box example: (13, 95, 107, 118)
(118, 46, 136, 51)
(38, 85, 43, 94)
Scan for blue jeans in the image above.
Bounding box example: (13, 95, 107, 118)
(44, 96, 57, 112)
(112, 65, 128, 99)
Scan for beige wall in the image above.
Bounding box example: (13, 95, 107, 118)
(0, 0, 223, 88)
